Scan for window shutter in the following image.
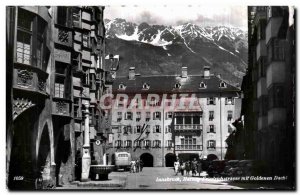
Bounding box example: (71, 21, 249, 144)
(159, 125, 161, 133)
(165, 112, 168, 119)
(207, 98, 210, 105)
(159, 112, 161, 120)
(134, 126, 136, 134)
(124, 112, 127, 120)
(153, 112, 155, 120)
(153, 140, 155, 147)
(153, 126, 156, 133)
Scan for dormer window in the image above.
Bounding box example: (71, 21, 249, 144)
(174, 83, 181, 89)
(118, 83, 126, 90)
(220, 81, 227, 88)
(199, 82, 206, 89)
(142, 83, 150, 90)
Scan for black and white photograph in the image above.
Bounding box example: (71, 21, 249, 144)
(5, 3, 296, 191)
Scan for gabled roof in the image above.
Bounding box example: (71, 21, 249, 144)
(112, 75, 240, 94)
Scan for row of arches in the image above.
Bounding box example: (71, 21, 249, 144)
(136, 153, 218, 167)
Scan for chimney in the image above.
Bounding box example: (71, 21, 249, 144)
(204, 66, 210, 79)
(128, 67, 135, 80)
(181, 66, 187, 78)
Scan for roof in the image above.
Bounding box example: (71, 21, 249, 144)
(112, 75, 240, 94)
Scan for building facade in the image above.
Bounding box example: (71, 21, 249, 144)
(6, 6, 112, 189)
(106, 66, 241, 167)
(242, 6, 295, 180)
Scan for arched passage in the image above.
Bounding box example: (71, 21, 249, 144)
(165, 153, 176, 167)
(140, 153, 153, 167)
(36, 124, 51, 188)
(207, 154, 218, 161)
(8, 109, 35, 190)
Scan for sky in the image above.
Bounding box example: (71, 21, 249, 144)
(105, 5, 247, 30)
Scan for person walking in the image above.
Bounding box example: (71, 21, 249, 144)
(197, 160, 202, 177)
(192, 158, 197, 177)
(174, 160, 180, 176)
(185, 161, 191, 176)
(140, 159, 144, 172)
(180, 161, 185, 176)
(136, 160, 140, 173)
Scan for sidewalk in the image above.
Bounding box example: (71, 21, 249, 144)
(55, 172, 127, 190)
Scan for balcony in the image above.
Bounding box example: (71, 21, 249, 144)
(256, 40, 266, 61)
(266, 17, 284, 44)
(13, 66, 48, 97)
(174, 124, 202, 130)
(175, 145, 203, 151)
(52, 98, 71, 117)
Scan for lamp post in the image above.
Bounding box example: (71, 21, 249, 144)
(81, 102, 91, 181)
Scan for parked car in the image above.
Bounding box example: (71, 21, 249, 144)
(221, 160, 239, 177)
(112, 152, 131, 171)
(207, 160, 226, 177)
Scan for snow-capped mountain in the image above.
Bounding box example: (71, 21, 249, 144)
(104, 18, 248, 86)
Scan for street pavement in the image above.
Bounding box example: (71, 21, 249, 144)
(124, 167, 242, 190)
(56, 167, 292, 190)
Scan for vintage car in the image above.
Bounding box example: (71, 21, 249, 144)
(112, 152, 132, 171)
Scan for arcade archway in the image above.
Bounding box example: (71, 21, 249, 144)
(140, 153, 154, 167)
(165, 153, 176, 167)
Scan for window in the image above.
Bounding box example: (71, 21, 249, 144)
(153, 112, 161, 120)
(153, 125, 161, 133)
(54, 77, 65, 98)
(220, 82, 227, 88)
(146, 112, 151, 121)
(208, 125, 215, 133)
(225, 97, 234, 105)
(176, 116, 183, 124)
(209, 111, 214, 121)
(268, 39, 285, 64)
(193, 115, 201, 124)
(165, 125, 171, 133)
(174, 83, 181, 89)
(153, 140, 161, 148)
(124, 126, 132, 134)
(115, 140, 122, 148)
(166, 112, 172, 119)
(82, 33, 90, 47)
(268, 85, 284, 109)
(74, 98, 80, 118)
(17, 8, 47, 68)
(207, 140, 216, 149)
(72, 7, 80, 27)
(136, 125, 141, 133)
(125, 112, 132, 120)
(136, 112, 141, 121)
(142, 83, 150, 90)
(180, 136, 196, 146)
(207, 97, 216, 105)
(124, 140, 132, 148)
(117, 112, 122, 121)
(185, 116, 192, 124)
(227, 111, 233, 121)
(167, 140, 173, 148)
(134, 140, 142, 148)
(199, 82, 206, 88)
(56, 7, 71, 27)
(144, 140, 151, 148)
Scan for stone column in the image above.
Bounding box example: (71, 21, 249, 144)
(81, 102, 91, 181)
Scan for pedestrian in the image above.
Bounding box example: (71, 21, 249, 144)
(174, 160, 180, 176)
(185, 161, 191, 176)
(180, 161, 185, 176)
(140, 159, 144, 172)
(130, 160, 136, 173)
(197, 160, 202, 177)
(191, 158, 197, 177)
(136, 160, 140, 173)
